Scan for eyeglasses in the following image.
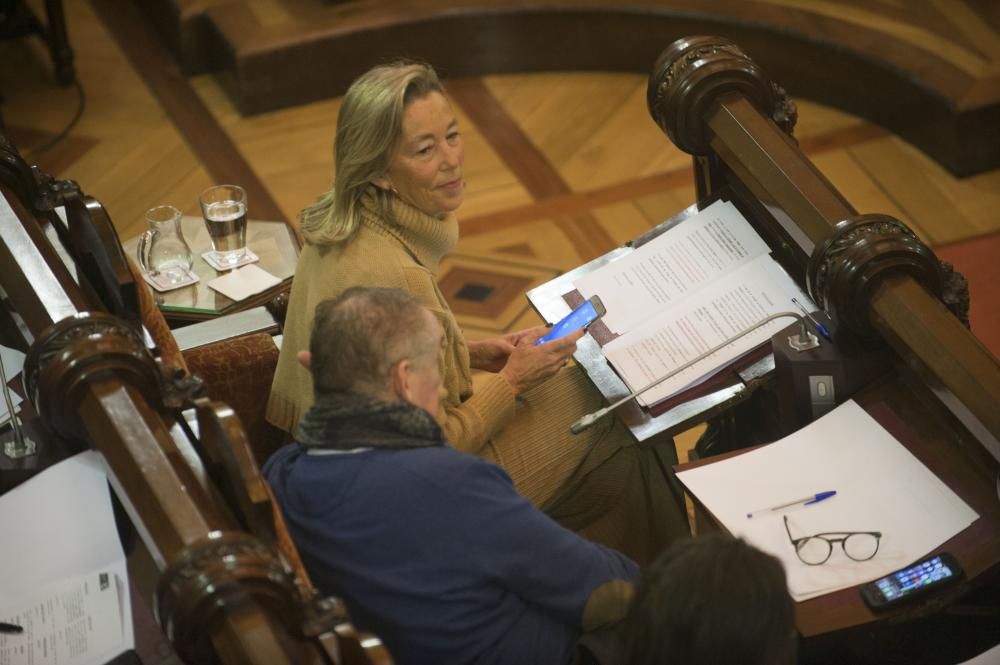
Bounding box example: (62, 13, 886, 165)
(783, 515, 882, 566)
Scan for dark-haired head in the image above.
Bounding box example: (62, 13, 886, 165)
(623, 535, 797, 665)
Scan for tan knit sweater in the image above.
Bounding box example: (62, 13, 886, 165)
(267, 190, 515, 454)
(267, 189, 680, 529)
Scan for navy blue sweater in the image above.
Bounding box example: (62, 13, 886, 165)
(264, 443, 638, 665)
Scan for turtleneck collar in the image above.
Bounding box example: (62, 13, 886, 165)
(359, 186, 459, 271)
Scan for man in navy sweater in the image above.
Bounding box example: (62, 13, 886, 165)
(264, 286, 638, 665)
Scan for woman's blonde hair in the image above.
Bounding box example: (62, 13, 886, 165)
(299, 61, 444, 246)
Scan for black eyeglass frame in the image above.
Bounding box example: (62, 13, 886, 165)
(783, 515, 882, 566)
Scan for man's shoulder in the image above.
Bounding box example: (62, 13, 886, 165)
(399, 445, 509, 479)
(265, 443, 515, 508)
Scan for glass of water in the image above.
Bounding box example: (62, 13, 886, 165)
(199, 184, 248, 267)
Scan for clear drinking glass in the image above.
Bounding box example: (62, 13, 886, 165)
(137, 205, 194, 284)
(199, 184, 248, 267)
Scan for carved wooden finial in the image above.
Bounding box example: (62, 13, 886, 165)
(646, 36, 795, 154)
(807, 214, 961, 337)
(23, 311, 159, 441)
(155, 530, 302, 664)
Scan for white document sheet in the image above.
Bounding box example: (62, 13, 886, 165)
(958, 643, 1000, 665)
(573, 199, 812, 406)
(676, 400, 979, 601)
(0, 571, 129, 665)
(602, 254, 807, 406)
(0, 451, 133, 665)
(0, 345, 25, 426)
(575, 199, 772, 335)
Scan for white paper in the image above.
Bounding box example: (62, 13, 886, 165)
(207, 263, 280, 301)
(603, 255, 807, 406)
(0, 571, 129, 665)
(958, 643, 1000, 665)
(0, 345, 25, 425)
(573, 199, 812, 407)
(676, 400, 979, 601)
(0, 451, 133, 664)
(575, 200, 772, 334)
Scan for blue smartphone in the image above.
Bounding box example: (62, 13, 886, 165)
(535, 296, 606, 345)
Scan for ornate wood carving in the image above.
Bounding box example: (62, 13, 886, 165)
(807, 214, 970, 337)
(155, 530, 302, 664)
(0, 132, 139, 321)
(22, 310, 207, 440)
(938, 261, 970, 328)
(646, 35, 795, 156)
(0, 134, 76, 217)
(769, 82, 798, 136)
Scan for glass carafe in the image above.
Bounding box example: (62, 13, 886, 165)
(137, 205, 194, 285)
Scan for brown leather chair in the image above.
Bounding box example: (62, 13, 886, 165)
(127, 255, 287, 467)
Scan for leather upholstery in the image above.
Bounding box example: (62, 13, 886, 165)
(184, 332, 286, 466)
(129, 256, 284, 465)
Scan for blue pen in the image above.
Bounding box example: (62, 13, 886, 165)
(791, 298, 832, 341)
(746, 490, 837, 519)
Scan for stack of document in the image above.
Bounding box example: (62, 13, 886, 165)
(676, 400, 979, 601)
(0, 451, 134, 665)
(574, 200, 812, 407)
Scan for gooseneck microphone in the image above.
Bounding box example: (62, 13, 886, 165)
(570, 312, 818, 434)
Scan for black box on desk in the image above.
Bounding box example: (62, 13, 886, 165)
(771, 313, 893, 434)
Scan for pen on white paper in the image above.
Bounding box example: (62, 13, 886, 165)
(746, 490, 837, 519)
(676, 401, 978, 601)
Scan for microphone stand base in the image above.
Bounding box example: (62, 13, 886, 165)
(3, 436, 37, 460)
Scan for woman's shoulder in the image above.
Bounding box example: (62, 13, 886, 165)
(300, 230, 404, 272)
(294, 238, 435, 301)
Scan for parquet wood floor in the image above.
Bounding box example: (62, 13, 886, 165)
(2, 0, 998, 382)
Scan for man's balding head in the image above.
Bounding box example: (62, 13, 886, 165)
(309, 287, 443, 414)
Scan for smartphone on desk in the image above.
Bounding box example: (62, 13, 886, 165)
(859, 552, 962, 611)
(535, 295, 606, 345)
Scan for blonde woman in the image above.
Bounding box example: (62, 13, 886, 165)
(267, 61, 688, 564)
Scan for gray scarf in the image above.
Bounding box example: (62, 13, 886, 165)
(296, 393, 444, 451)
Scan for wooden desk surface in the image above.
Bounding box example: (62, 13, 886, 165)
(676, 372, 1000, 638)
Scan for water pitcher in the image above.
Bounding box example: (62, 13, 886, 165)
(137, 205, 194, 284)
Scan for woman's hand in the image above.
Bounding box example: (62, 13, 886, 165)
(498, 327, 584, 396)
(467, 326, 548, 372)
(467, 337, 516, 372)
